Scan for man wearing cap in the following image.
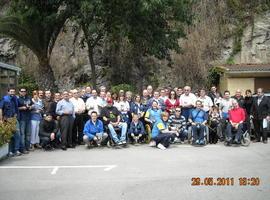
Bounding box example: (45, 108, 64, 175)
(100, 98, 127, 145)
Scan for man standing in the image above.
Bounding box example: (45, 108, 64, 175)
(197, 89, 213, 114)
(85, 89, 101, 115)
(232, 89, 245, 108)
(17, 88, 32, 153)
(70, 89, 86, 145)
(208, 86, 222, 104)
(180, 86, 197, 121)
(56, 91, 75, 150)
(0, 88, 21, 156)
(44, 90, 54, 114)
(147, 91, 166, 111)
(251, 88, 270, 143)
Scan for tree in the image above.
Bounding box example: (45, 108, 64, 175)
(68, 0, 193, 89)
(0, 0, 70, 90)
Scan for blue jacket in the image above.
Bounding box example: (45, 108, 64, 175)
(0, 95, 18, 118)
(151, 119, 169, 138)
(147, 98, 165, 111)
(189, 108, 208, 123)
(18, 96, 32, 121)
(83, 119, 104, 139)
(130, 102, 145, 115)
(128, 120, 145, 135)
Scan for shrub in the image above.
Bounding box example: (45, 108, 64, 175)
(0, 117, 17, 147)
(110, 84, 135, 94)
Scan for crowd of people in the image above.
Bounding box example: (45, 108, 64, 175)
(0, 84, 269, 156)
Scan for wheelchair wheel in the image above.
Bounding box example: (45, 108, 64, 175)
(241, 131, 251, 147)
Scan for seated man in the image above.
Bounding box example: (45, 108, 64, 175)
(168, 107, 188, 142)
(83, 111, 108, 148)
(151, 112, 176, 150)
(225, 100, 246, 145)
(100, 98, 127, 146)
(39, 113, 60, 150)
(189, 100, 208, 145)
(128, 114, 146, 143)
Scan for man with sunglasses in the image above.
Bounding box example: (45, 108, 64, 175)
(17, 88, 32, 154)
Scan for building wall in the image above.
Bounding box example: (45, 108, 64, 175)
(227, 78, 255, 94)
(255, 77, 270, 92)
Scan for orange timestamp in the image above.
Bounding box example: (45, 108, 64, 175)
(191, 177, 260, 186)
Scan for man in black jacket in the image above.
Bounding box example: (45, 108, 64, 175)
(39, 113, 59, 150)
(251, 88, 270, 143)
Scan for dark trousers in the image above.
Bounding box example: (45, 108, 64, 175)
(192, 124, 205, 142)
(253, 118, 268, 141)
(182, 108, 192, 122)
(153, 133, 173, 148)
(72, 114, 84, 144)
(226, 123, 244, 142)
(209, 121, 219, 144)
(60, 115, 74, 147)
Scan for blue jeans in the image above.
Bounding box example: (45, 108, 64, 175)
(107, 122, 127, 143)
(226, 123, 244, 142)
(19, 120, 31, 151)
(9, 120, 20, 153)
(192, 124, 205, 142)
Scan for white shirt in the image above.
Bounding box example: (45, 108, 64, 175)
(197, 95, 213, 112)
(180, 93, 197, 107)
(86, 96, 101, 115)
(114, 101, 130, 112)
(219, 98, 233, 113)
(70, 97, 85, 114)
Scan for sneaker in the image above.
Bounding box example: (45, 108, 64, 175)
(157, 143, 166, 150)
(263, 140, 268, 144)
(21, 150, 29, 154)
(121, 141, 127, 145)
(14, 151, 22, 156)
(8, 152, 14, 157)
(149, 141, 156, 147)
(195, 140, 199, 145)
(174, 138, 180, 143)
(29, 146, 35, 151)
(199, 140, 205, 145)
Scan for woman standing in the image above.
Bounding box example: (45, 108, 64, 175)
(30, 90, 44, 149)
(165, 90, 180, 114)
(114, 94, 130, 123)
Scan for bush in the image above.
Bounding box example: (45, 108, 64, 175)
(110, 84, 135, 94)
(0, 117, 17, 147)
(18, 72, 38, 94)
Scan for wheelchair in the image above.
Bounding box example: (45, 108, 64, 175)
(187, 123, 209, 145)
(224, 122, 251, 147)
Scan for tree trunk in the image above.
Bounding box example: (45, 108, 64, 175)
(37, 57, 57, 91)
(87, 46, 97, 89)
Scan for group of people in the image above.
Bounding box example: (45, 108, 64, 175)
(0, 84, 269, 155)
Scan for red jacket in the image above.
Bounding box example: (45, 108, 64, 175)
(228, 107, 246, 123)
(165, 98, 180, 113)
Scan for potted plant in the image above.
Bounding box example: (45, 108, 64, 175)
(0, 117, 17, 160)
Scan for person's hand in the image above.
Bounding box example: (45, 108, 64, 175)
(21, 106, 27, 110)
(50, 133, 55, 141)
(266, 116, 270, 121)
(103, 117, 108, 121)
(138, 134, 142, 138)
(93, 136, 98, 141)
(191, 122, 196, 126)
(56, 116, 60, 121)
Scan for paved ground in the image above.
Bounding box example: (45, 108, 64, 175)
(0, 141, 270, 200)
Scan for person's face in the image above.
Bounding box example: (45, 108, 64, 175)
(142, 90, 148, 97)
(91, 113, 98, 121)
(160, 90, 165, 97)
(38, 91, 44, 98)
(73, 91, 78, 98)
(246, 91, 252, 97)
(175, 109, 181, 117)
(170, 91, 176, 99)
(106, 92, 111, 98)
(63, 92, 69, 100)
(235, 90, 241, 97)
(224, 92, 230, 99)
(232, 101, 238, 108)
(257, 89, 263, 97)
(200, 90, 206, 97)
(147, 86, 153, 94)
(177, 88, 183, 96)
(92, 90, 97, 97)
(133, 115, 139, 122)
(196, 102, 202, 109)
(184, 87, 190, 95)
(85, 87, 91, 94)
(154, 92, 159, 99)
(45, 115, 53, 122)
(81, 89, 85, 96)
(211, 87, 216, 92)
(19, 89, 27, 97)
(54, 93, 61, 101)
(45, 91, 51, 98)
(152, 102, 158, 109)
(100, 92, 105, 99)
(119, 96, 124, 101)
(162, 114, 169, 122)
(135, 96, 140, 102)
(9, 89, 16, 96)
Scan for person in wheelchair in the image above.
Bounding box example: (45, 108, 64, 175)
(188, 100, 208, 145)
(168, 107, 188, 143)
(225, 100, 246, 145)
(100, 98, 127, 146)
(83, 111, 108, 148)
(208, 106, 221, 144)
